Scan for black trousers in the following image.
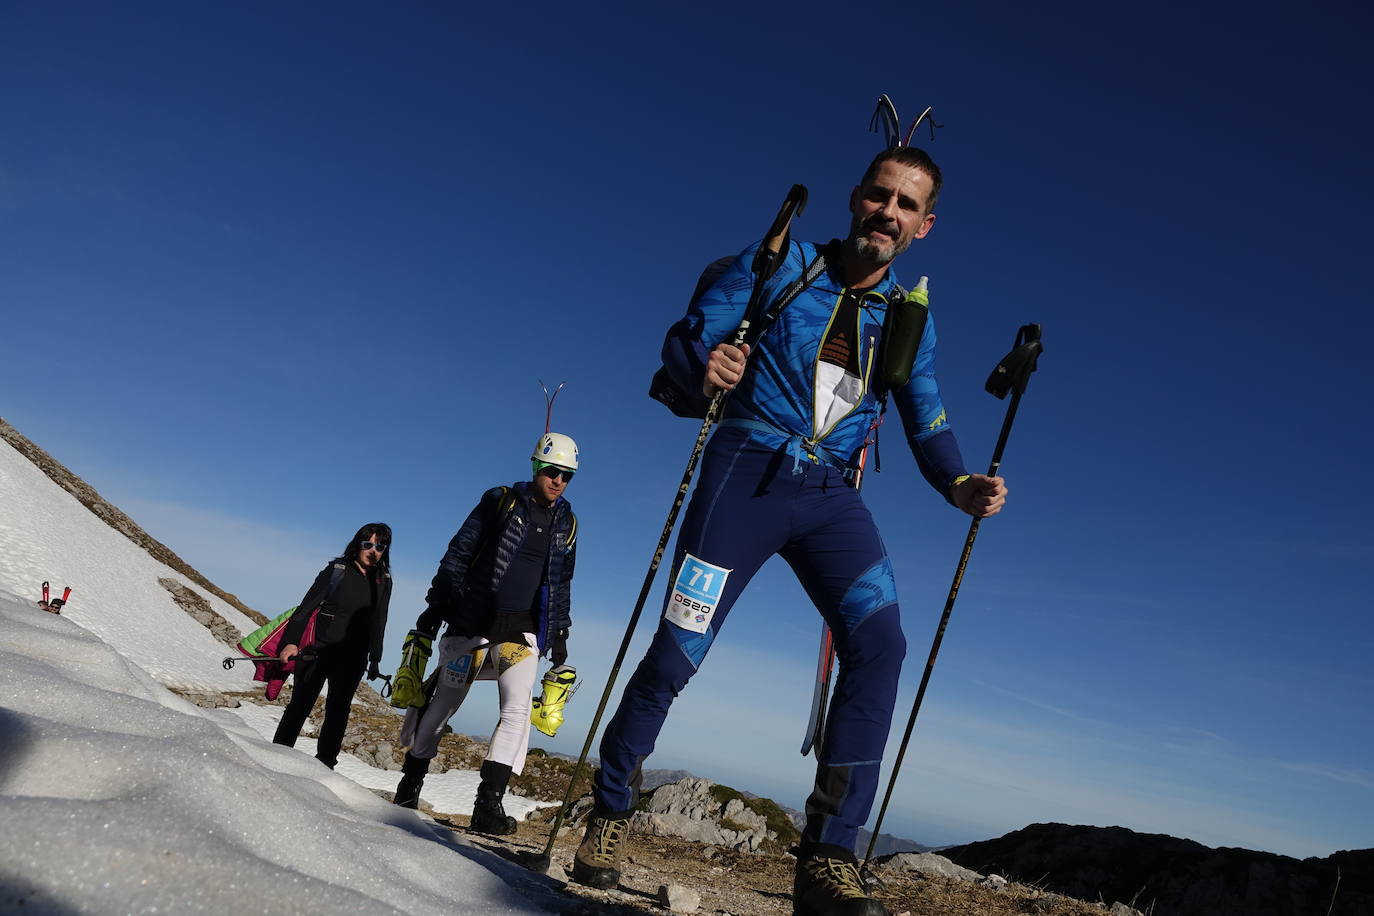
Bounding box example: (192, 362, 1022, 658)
(272, 641, 368, 768)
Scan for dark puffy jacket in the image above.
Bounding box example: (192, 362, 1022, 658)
(419, 481, 576, 655)
(282, 560, 392, 666)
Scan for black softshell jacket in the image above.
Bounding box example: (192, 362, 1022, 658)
(420, 481, 575, 654)
(282, 560, 391, 665)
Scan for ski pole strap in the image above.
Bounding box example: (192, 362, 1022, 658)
(717, 418, 854, 477)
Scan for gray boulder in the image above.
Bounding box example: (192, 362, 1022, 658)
(876, 851, 981, 882)
(630, 777, 775, 853)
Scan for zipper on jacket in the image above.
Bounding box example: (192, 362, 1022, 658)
(808, 290, 880, 454)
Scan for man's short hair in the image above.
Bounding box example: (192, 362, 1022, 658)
(859, 146, 942, 212)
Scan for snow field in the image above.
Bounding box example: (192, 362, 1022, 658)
(0, 594, 547, 914)
(0, 440, 260, 691)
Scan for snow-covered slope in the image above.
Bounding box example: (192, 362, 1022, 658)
(0, 438, 258, 691)
(0, 435, 568, 912)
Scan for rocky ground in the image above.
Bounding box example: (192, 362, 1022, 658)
(174, 686, 1138, 916)
(452, 820, 1132, 916)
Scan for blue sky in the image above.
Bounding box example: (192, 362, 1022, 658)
(3, 2, 1371, 858)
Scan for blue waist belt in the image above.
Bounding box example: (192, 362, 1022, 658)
(718, 418, 855, 477)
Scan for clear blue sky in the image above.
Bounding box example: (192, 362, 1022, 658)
(4, 2, 1371, 858)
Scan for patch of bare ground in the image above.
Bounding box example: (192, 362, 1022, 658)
(430, 819, 1112, 916)
(1, 416, 267, 625)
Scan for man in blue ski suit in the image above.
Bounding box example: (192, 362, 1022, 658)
(573, 146, 1007, 915)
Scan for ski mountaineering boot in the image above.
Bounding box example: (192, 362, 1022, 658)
(571, 809, 631, 889)
(393, 752, 430, 809)
(468, 760, 517, 836)
(530, 664, 577, 737)
(792, 847, 889, 916)
(389, 629, 434, 709)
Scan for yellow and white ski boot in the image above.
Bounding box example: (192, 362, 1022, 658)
(530, 665, 578, 737)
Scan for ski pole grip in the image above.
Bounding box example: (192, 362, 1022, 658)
(734, 184, 809, 350)
(985, 323, 1043, 399)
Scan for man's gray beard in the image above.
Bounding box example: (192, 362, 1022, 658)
(853, 233, 908, 266)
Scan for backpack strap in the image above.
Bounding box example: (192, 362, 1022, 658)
(749, 240, 835, 346)
(471, 486, 517, 568)
(327, 561, 346, 596)
(649, 241, 834, 419)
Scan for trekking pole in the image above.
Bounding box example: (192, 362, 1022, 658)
(861, 324, 1043, 872)
(221, 650, 318, 670)
(524, 184, 808, 874)
(222, 655, 277, 670)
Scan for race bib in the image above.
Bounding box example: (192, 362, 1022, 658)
(441, 648, 486, 688)
(665, 553, 730, 634)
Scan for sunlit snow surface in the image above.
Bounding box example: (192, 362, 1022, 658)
(224, 702, 552, 821)
(0, 440, 559, 913)
(0, 595, 550, 914)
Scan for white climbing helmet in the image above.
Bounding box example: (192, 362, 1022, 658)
(532, 432, 579, 472)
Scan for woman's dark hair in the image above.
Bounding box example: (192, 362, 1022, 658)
(342, 522, 392, 577)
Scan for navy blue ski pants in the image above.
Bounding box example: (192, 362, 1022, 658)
(595, 429, 907, 852)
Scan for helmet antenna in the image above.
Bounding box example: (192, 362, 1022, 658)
(539, 380, 566, 434)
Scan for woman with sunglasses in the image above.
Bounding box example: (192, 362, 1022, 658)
(273, 522, 393, 769)
(392, 434, 578, 835)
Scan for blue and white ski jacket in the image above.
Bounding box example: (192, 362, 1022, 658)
(661, 239, 968, 497)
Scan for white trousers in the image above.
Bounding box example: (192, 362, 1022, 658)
(400, 632, 540, 773)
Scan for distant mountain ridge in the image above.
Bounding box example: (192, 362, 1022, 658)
(941, 822, 1374, 916)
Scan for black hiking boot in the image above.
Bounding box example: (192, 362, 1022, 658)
(571, 809, 631, 889)
(393, 752, 430, 809)
(792, 846, 889, 916)
(468, 760, 517, 836)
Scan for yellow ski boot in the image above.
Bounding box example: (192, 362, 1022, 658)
(389, 630, 433, 709)
(530, 665, 577, 737)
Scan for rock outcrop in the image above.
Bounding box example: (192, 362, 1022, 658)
(629, 777, 800, 854)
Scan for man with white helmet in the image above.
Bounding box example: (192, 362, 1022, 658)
(392, 433, 579, 834)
